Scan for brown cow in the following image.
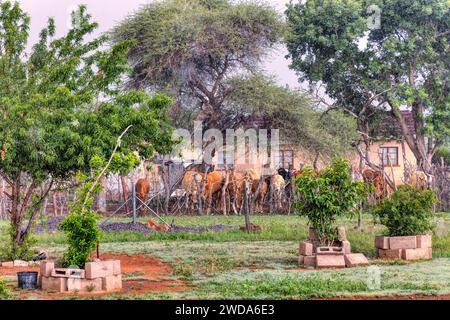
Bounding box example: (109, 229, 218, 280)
(147, 219, 170, 233)
(228, 171, 247, 211)
(181, 171, 206, 211)
(362, 168, 393, 201)
(253, 179, 268, 212)
(246, 169, 268, 213)
(408, 171, 428, 190)
(136, 178, 150, 204)
(270, 174, 285, 211)
(204, 171, 226, 213)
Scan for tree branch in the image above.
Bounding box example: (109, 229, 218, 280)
(83, 125, 134, 207)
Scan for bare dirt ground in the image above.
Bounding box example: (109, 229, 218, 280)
(312, 295, 450, 300)
(1, 253, 190, 300)
(2, 252, 450, 300)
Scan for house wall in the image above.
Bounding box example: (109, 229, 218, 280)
(363, 140, 417, 185)
(169, 139, 418, 186)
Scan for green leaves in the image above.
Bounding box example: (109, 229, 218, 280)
(0, 3, 176, 182)
(371, 186, 437, 237)
(60, 208, 100, 268)
(227, 74, 358, 158)
(294, 158, 371, 244)
(110, 0, 284, 97)
(286, 0, 449, 160)
(0, 2, 176, 260)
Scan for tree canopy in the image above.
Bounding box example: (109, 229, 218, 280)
(286, 0, 450, 174)
(111, 0, 285, 131)
(227, 74, 358, 160)
(0, 2, 176, 258)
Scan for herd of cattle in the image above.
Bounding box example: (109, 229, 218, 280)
(134, 166, 429, 215)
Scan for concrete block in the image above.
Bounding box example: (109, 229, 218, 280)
(85, 261, 114, 279)
(28, 261, 40, 267)
(402, 248, 432, 261)
(377, 248, 402, 260)
(344, 254, 369, 267)
(316, 246, 344, 255)
(416, 235, 432, 249)
(51, 268, 85, 278)
(40, 261, 55, 277)
(13, 260, 29, 267)
(338, 227, 347, 241)
(41, 276, 67, 292)
(375, 236, 389, 249)
(110, 260, 121, 275)
(1, 261, 14, 268)
(389, 236, 416, 250)
(67, 277, 102, 293)
(342, 241, 351, 254)
(316, 255, 346, 269)
(308, 228, 319, 241)
(303, 255, 316, 268)
(102, 275, 122, 291)
(298, 255, 305, 265)
(299, 241, 313, 256)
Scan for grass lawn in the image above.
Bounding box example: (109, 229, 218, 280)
(1, 213, 450, 300)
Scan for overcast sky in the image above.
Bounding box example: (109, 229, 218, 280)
(18, 0, 300, 88)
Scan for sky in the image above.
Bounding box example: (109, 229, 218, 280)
(18, 0, 300, 88)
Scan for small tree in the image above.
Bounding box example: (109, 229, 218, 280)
(0, 3, 176, 259)
(371, 185, 437, 237)
(60, 127, 139, 268)
(294, 158, 371, 245)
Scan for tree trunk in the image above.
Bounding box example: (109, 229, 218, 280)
(120, 176, 130, 214)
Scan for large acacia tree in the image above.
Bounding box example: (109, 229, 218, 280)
(0, 2, 175, 259)
(286, 0, 449, 177)
(227, 74, 358, 166)
(111, 0, 285, 131)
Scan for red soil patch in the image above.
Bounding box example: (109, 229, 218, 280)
(312, 295, 450, 300)
(0, 253, 191, 300)
(0, 266, 40, 277)
(102, 253, 190, 295)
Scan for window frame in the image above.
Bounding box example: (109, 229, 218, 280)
(379, 146, 399, 167)
(275, 150, 294, 169)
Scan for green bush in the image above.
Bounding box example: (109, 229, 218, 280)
(371, 185, 437, 237)
(59, 151, 139, 268)
(0, 277, 11, 299)
(434, 146, 450, 166)
(294, 158, 371, 245)
(59, 209, 100, 268)
(1, 223, 36, 261)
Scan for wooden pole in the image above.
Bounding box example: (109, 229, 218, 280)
(243, 182, 251, 232)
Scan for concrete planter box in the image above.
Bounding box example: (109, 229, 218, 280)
(375, 235, 432, 261)
(39, 260, 122, 293)
(299, 228, 369, 269)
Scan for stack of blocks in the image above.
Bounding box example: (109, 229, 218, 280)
(299, 227, 369, 269)
(40, 260, 122, 293)
(376, 235, 432, 261)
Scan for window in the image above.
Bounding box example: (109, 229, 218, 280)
(274, 150, 294, 169)
(379, 147, 399, 166)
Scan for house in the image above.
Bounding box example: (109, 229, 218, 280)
(165, 111, 419, 186)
